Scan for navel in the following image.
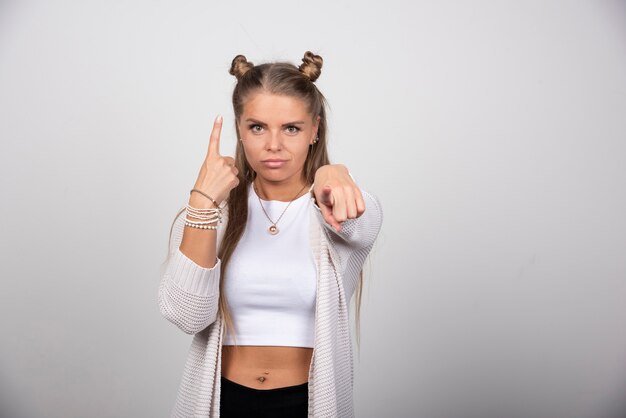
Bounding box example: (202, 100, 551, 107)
(256, 371, 270, 383)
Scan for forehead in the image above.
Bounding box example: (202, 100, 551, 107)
(241, 92, 311, 122)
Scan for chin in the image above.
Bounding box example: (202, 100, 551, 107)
(257, 169, 296, 182)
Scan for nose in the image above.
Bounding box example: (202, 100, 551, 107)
(266, 130, 283, 151)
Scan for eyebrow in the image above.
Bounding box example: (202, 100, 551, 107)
(245, 118, 306, 126)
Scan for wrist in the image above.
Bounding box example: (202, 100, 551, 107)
(190, 188, 220, 208)
(189, 194, 218, 209)
(314, 164, 347, 183)
(189, 199, 217, 209)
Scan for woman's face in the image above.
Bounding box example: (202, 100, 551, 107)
(237, 91, 320, 185)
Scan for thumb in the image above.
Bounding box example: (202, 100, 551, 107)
(319, 185, 333, 207)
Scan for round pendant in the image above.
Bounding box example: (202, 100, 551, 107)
(268, 225, 279, 235)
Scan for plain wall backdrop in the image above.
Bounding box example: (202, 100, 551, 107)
(1, 1, 625, 417)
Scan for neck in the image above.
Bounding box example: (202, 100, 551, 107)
(253, 175, 310, 202)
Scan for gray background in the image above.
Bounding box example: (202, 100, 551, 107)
(1, 1, 625, 417)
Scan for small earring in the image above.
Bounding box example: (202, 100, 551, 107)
(312, 135, 319, 144)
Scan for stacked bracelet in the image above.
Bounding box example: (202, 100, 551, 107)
(184, 204, 223, 230)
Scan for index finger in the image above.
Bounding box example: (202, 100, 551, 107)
(207, 115, 223, 157)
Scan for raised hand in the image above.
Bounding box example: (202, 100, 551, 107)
(313, 164, 365, 232)
(191, 115, 240, 207)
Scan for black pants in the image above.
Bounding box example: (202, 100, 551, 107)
(219, 376, 308, 418)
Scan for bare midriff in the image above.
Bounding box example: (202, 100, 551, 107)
(221, 345, 313, 390)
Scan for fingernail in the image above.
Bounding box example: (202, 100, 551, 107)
(216, 115, 223, 123)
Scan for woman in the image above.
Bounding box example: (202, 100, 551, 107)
(158, 51, 383, 417)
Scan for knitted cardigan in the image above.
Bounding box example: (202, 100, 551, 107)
(158, 187, 383, 417)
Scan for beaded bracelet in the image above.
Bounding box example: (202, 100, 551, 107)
(186, 207, 222, 218)
(184, 202, 223, 230)
(184, 221, 218, 230)
(186, 213, 221, 221)
(186, 205, 221, 220)
(186, 219, 221, 226)
(186, 204, 221, 213)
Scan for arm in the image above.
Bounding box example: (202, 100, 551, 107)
(157, 115, 237, 335)
(157, 206, 222, 334)
(312, 188, 383, 251)
(312, 171, 383, 297)
(311, 165, 383, 251)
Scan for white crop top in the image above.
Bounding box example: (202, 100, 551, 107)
(222, 182, 317, 347)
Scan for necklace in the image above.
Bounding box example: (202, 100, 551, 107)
(253, 181, 308, 235)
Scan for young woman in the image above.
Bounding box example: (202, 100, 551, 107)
(158, 51, 383, 417)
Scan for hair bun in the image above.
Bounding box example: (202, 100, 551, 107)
(229, 55, 254, 80)
(298, 51, 323, 82)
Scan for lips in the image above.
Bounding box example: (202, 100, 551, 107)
(261, 159, 287, 168)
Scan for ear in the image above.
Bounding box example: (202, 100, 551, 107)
(312, 115, 321, 141)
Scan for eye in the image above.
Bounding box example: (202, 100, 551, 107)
(248, 124, 264, 134)
(285, 125, 301, 134)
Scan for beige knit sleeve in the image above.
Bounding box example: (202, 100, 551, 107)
(157, 205, 222, 334)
